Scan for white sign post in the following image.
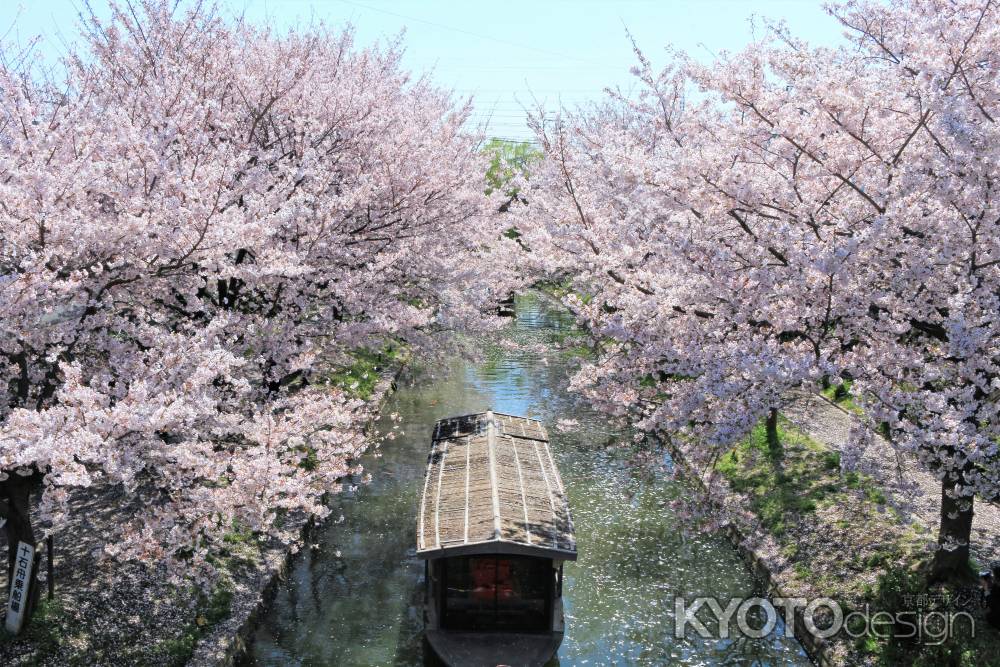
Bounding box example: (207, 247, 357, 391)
(5, 541, 35, 634)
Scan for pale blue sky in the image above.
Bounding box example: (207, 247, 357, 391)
(1, 1, 847, 141)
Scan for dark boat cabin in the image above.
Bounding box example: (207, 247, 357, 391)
(417, 411, 576, 667)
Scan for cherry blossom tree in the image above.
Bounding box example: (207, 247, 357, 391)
(678, 0, 1000, 579)
(517, 52, 839, 468)
(518, 0, 1000, 579)
(821, 0, 1000, 579)
(0, 0, 516, 621)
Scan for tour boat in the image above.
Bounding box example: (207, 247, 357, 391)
(417, 410, 576, 667)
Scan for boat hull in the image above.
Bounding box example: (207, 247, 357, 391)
(425, 630, 563, 667)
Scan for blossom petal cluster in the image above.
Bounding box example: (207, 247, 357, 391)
(516, 0, 1000, 569)
(0, 1, 517, 579)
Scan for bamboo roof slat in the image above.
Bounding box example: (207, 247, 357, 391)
(417, 410, 576, 560)
(463, 435, 471, 544)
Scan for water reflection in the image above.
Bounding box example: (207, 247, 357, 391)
(244, 291, 811, 666)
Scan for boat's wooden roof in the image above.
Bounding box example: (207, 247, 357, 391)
(417, 411, 576, 560)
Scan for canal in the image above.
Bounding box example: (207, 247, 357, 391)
(244, 291, 811, 666)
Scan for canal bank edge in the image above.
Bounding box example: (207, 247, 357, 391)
(188, 358, 409, 667)
(533, 283, 836, 664)
(660, 435, 839, 667)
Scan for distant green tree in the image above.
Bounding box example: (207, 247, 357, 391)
(483, 138, 542, 212)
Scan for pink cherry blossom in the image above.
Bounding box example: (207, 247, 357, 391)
(516, 0, 999, 579)
(0, 0, 522, 588)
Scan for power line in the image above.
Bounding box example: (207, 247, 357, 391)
(334, 0, 612, 68)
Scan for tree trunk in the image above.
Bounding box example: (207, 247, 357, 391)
(1, 472, 41, 628)
(930, 467, 975, 582)
(765, 408, 780, 454)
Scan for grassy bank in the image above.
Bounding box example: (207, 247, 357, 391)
(711, 417, 999, 666)
(325, 344, 407, 401)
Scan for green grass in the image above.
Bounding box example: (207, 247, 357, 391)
(0, 596, 69, 662)
(712, 413, 1000, 666)
(0, 578, 234, 666)
(325, 344, 403, 400)
(535, 278, 595, 307)
(558, 343, 593, 359)
(821, 380, 863, 415)
(135, 523, 249, 665)
(535, 277, 575, 298)
(714, 418, 837, 536)
(147, 578, 235, 667)
(859, 559, 997, 667)
(217, 522, 263, 567)
(0, 583, 232, 667)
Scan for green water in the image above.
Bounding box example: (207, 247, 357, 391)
(244, 292, 811, 666)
